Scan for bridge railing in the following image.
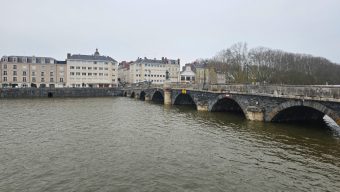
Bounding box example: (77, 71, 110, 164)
(206, 84, 340, 100)
(127, 82, 340, 101)
(163, 83, 340, 100)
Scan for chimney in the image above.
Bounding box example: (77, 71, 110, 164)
(67, 53, 71, 59)
(177, 58, 180, 65)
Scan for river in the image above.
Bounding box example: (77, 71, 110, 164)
(1, 97, 340, 191)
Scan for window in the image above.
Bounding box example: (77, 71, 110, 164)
(13, 77, 17, 82)
(32, 77, 36, 82)
(41, 78, 45, 82)
(13, 71, 17, 76)
(93, 73, 97, 76)
(88, 67, 92, 70)
(82, 73, 86, 76)
(23, 77, 27, 82)
(32, 72, 36, 76)
(99, 67, 103, 70)
(60, 78, 63, 82)
(82, 67, 86, 70)
(94, 61, 97, 64)
(99, 73, 103, 76)
(76, 66, 80, 69)
(88, 73, 92, 76)
(181, 76, 185, 80)
(4, 64, 7, 69)
(41, 72, 44, 76)
(3, 71, 7, 75)
(3, 77, 7, 82)
(105, 62, 108, 65)
(104, 73, 108, 76)
(104, 68, 108, 70)
(70, 66, 75, 69)
(50, 72, 54, 76)
(70, 72, 75, 76)
(23, 71, 27, 76)
(76, 72, 80, 76)
(13, 65, 17, 69)
(50, 78, 54, 82)
(94, 67, 97, 70)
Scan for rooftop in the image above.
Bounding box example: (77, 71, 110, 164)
(67, 49, 117, 62)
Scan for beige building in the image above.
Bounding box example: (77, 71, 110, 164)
(194, 63, 226, 87)
(118, 61, 132, 85)
(128, 57, 180, 84)
(66, 49, 118, 88)
(0, 56, 66, 88)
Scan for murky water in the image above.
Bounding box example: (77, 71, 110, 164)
(1, 97, 340, 192)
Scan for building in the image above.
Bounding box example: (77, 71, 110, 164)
(0, 55, 66, 88)
(194, 62, 226, 86)
(66, 49, 118, 88)
(127, 57, 180, 84)
(180, 64, 195, 83)
(118, 61, 132, 85)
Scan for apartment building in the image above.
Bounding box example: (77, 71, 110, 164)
(0, 56, 66, 88)
(66, 49, 118, 88)
(118, 61, 132, 85)
(128, 57, 180, 84)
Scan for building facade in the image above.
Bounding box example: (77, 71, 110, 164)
(118, 61, 132, 85)
(0, 56, 66, 88)
(180, 64, 196, 83)
(66, 49, 118, 88)
(128, 57, 180, 84)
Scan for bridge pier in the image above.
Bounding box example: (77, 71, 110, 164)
(245, 106, 264, 121)
(163, 81, 172, 105)
(196, 101, 209, 111)
(145, 95, 151, 101)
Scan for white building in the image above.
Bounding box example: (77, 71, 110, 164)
(180, 64, 195, 83)
(127, 57, 180, 84)
(66, 49, 118, 88)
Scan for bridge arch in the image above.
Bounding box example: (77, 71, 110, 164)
(209, 95, 246, 118)
(267, 100, 340, 124)
(130, 92, 135, 98)
(173, 93, 196, 107)
(151, 90, 164, 103)
(123, 91, 127, 97)
(140, 91, 146, 101)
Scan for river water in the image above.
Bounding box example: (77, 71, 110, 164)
(1, 97, 340, 192)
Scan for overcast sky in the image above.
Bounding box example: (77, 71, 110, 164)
(1, 0, 339, 64)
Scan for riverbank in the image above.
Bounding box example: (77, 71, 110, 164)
(0, 88, 123, 98)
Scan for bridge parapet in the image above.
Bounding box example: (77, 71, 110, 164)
(148, 83, 340, 102)
(208, 84, 340, 101)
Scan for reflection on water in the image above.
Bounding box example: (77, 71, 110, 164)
(1, 97, 340, 192)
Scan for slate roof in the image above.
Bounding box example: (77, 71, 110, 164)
(68, 54, 117, 62)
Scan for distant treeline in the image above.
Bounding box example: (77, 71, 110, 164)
(204, 42, 340, 85)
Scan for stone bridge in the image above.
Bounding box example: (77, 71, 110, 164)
(122, 83, 340, 126)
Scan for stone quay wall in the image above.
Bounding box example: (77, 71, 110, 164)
(0, 88, 123, 98)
